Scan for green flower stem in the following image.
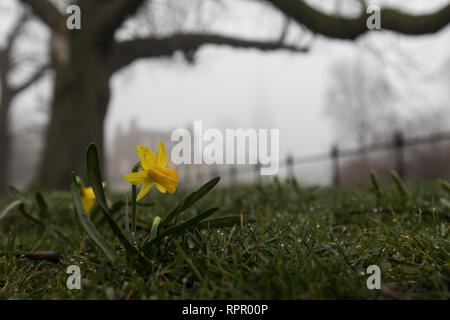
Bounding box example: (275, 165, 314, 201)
(131, 164, 139, 234)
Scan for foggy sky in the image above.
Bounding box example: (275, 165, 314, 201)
(1, 0, 449, 184)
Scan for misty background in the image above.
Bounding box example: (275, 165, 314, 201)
(0, 0, 449, 191)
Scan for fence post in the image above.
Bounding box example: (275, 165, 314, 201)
(229, 166, 237, 185)
(255, 162, 261, 184)
(394, 131, 405, 180)
(286, 154, 294, 181)
(331, 145, 340, 186)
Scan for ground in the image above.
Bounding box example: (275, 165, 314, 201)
(0, 178, 449, 299)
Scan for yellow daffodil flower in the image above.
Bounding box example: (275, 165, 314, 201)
(78, 179, 105, 215)
(123, 141, 178, 201)
(80, 186, 96, 214)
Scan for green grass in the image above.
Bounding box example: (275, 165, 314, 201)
(0, 178, 449, 299)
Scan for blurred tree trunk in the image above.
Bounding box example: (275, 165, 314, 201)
(37, 31, 110, 188)
(0, 94, 12, 194)
(0, 12, 47, 194)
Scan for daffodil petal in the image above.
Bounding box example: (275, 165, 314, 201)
(155, 183, 166, 193)
(156, 141, 169, 168)
(82, 187, 96, 199)
(148, 167, 178, 194)
(136, 181, 154, 201)
(123, 171, 148, 185)
(136, 145, 156, 170)
(82, 197, 95, 215)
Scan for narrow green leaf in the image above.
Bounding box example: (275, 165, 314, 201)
(438, 179, 450, 195)
(370, 169, 382, 203)
(0, 200, 22, 221)
(196, 215, 256, 230)
(390, 170, 412, 203)
(35, 192, 49, 217)
(86, 144, 109, 213)
(8, 186, 31, 206)
(19, 203, 44, 226)
(161, 177, 220, 229)
(70, 173, 118, 263)
(86, 143, 148, 265)
(144, 207, 218, 250)
(441, 198, 450, 209)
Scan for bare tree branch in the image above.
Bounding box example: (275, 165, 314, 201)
(109, 33, 309, 72)
(11, 64, 49, 97)
(97, 0, 148, 40)
(4, 11, 30, 57)
(267, 0, 450, 39)
(19, 0, 64, 30)
(278, 16, 291, 44)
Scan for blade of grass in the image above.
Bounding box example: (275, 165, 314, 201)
(19, 203, 44, 226)
(370, 169, 382, 204)
(35, 192, 49, 218)
(8, 186, 32, 206)
(160, 177, 220, 229)
(0, 200, 22, 221)
(438, 179, 450, 195)
(196, 215, 256, 230)
(143, 207, 218, 250)
(70, 173, 118, 263)
(390, 170, 412, 204)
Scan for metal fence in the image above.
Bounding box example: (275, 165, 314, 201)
(197, 131, 450, 186)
